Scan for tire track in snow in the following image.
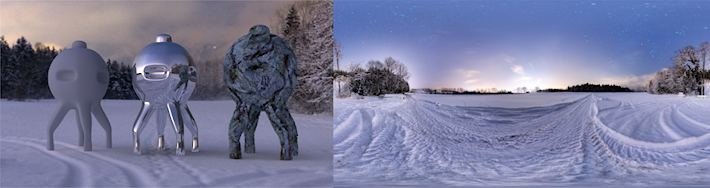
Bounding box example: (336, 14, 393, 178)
(673, 105, 710, 129)
(8, 137, 157, 187)
(589, 95, 710, 165)
(1, 139, 93, 187)
(168, 155, 210, 186)
(657, 105, 683, 140)
(335, 93, 710, 185)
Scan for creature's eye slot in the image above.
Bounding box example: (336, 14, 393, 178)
(143, 64, 169, 80)
(57, 70, 77, 81)
(248, 64, 264, 72)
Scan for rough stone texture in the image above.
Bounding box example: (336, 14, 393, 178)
(224, 25, 299, 160)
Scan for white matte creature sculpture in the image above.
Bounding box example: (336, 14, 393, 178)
(131, 34, 199, 155)
(47, 41, 112, 151)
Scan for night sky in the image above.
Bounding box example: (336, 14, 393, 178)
(335, 0, 710, 91)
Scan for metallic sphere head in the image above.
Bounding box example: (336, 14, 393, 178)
(48, 41, 108, 103)
(133, 34, 197, 103)
(156, 34, 172, 43)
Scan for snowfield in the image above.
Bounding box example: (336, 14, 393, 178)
(1, 100, 332, 187)
(334, 93, 710, 186)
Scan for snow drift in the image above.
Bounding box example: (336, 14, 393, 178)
(334, 93, 710, 186)
(1, 100, 332, 187)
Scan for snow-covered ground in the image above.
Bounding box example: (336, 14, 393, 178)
(334, 93, 710, 186)
(1, 100, 332, 187)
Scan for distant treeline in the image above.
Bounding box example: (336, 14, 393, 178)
(0, 36, 139, 101)
(540, 83, 632, 92)
(412, 88, 513, 95)
(446, 91, 514, 95)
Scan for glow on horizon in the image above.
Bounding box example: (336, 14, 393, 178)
(336, 1, 710, 92)
(342, 41, 640, 92)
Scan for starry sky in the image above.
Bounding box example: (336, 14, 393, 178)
(335, 0, 710, 91)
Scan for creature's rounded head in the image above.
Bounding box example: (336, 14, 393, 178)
(155, 33, 172, 43)
(225, 25, 297, 106)
(48, 40, 108, 103)
(132, 34, 197, 102)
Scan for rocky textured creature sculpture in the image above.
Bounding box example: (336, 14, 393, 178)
(131, 34, 199, 155)
(47, 41, 112, 151)
(224, 25, 299, 160)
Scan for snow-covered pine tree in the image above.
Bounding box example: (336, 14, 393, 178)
(277, 0, 334, 113)
(106, 59, 120, 99)
(283, 6, 303, 50)
(120, 62, 138, 99)
(33, 43, 58, 98)
(7, 37, 35, 100)
(0, 36, 12, 99)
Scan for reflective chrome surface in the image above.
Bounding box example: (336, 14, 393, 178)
(131, 34, 199, 155)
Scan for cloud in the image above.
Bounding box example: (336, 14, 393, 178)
(0, 1, 289, 62)
(464, 79, 479, 84)
(511, 65, 525, 75)
(460, 69, 481, 78)
(597, 73, 655, 91)
(503, 55, 516, 64)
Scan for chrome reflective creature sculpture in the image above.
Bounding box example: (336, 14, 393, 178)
(224, 25, 299, 160)
(131, 34, 198, 155)
(47, 41, 112, 151)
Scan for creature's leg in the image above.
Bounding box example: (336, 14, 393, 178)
(92, 102, 112, 148)
(132, 102, 154, 154)
(77, 103, 93, 151)
(182, 104, 199, 152)
(167, 102, 185, 155)
(264, 104, 296, 160)
(156, 109, 167, 151)
(243, 109, 259, 153)
(228, 104, 254, 159)
(47, 103, 71, 150)
(278, 106, 299, 156)
(75, 109, 84, 146)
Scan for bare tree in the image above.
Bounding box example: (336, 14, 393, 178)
(700, 42, 710, 95)
(673, 46, 702, 94)
(335, 41, 342, 94)
(383, 57, 409, 80)
(367, 60, 384, 70)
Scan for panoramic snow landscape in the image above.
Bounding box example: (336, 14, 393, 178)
(0, 100, 332, 187)
(334, 93, 710, 186)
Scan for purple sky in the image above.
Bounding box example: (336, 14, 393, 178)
(335, 0, 710, 91)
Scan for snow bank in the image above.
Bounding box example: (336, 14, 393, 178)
(1, 100, 333, 187)
(334, 93, 710, 186)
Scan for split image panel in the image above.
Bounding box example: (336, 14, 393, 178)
(1, 0, 710, 187)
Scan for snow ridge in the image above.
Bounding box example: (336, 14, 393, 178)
(334, 93, 710, 186)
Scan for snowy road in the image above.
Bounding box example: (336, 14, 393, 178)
(334, 93, 710, 186)
(1, 100, 332, 187)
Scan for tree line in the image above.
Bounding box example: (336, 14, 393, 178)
(0, 36, 139, 101)
(539, 83, 632, 93)
(2, 1, 336, 115)
(648, 42, 710, 95)
(335, 57, 410, 97)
